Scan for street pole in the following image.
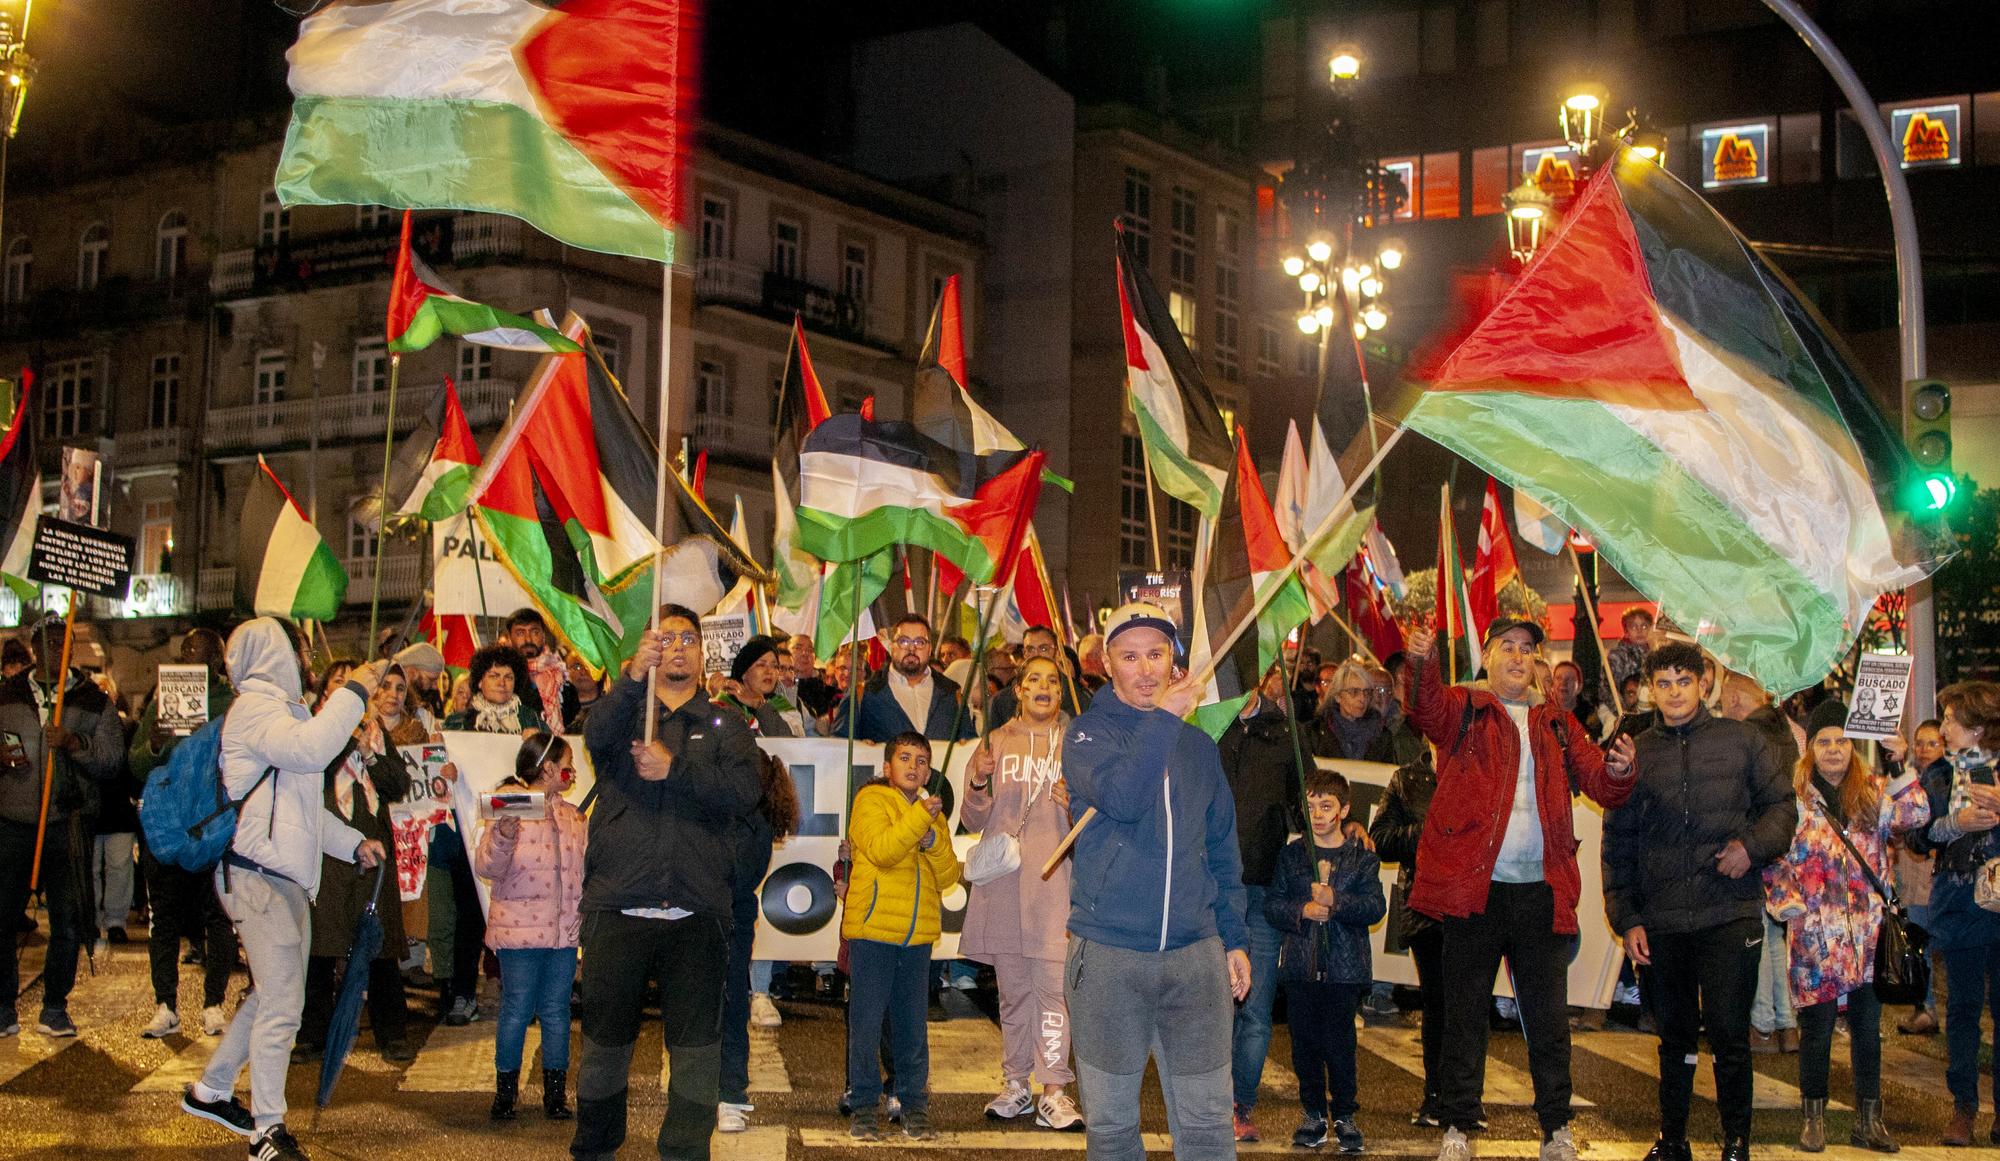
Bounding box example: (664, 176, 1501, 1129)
(1760, 0, 1934, 718)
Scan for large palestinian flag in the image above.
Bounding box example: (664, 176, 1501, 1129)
(238, 457, 348, 621)
(1116, 226, 1233, 520)
(276, 0, 695, 262)
(1400, 152, 1951, 694)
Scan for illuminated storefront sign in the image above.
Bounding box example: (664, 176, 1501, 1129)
(1700, 123, 1770, 188)
(1890, 103, 1961, 168)
(1518, 144, 1580, 201)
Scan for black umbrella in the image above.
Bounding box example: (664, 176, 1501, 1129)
(316, 861, 388, 1109)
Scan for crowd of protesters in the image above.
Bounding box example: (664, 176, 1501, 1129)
(3, 597, 1997, 1161)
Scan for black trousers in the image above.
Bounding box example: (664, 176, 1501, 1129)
(429, 825, 486, 1002)
(142, 849, 237, 1008)
(300, 954, 409, 1050)
(1408, 925, 1446, 1115)
(1799, 984, 1881, 1103)
(1644, 916, 1761, 1142)
(571, 910, 728, 1161)
(1436, 881, 1578, 1136)
(1287, 980, 1365, 1120)
(0, 817, 81, 1019)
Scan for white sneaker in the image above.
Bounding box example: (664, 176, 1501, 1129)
(749, 993, 782, 1029)
(141, 1003, 181, 1039)
(202, 1005, 228, 1036)
(1036, 1089, 1085, 1131)
(985, 1080, 1034, 1120)
(1439, 1126, 1474, 1161)
(1540, 1126, 1579, 1161)
(717, 1102, 751, 1133)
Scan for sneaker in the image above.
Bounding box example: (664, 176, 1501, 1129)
(887, 1095, 904, 1123)
(1037, 1089, 1085, 1131)
(143, 1003, 182, 1039)
(1411, 1105, 1443, 1128)
(1334, 1119, 1365, 1154)
(35, 1009, 76, 1038)
(1235, 1103, 1261, 1142)
(107, 925, 129, 944)
(1439, 1127, 1474, 1161)
(1541, 1126, 1579, 1161)
(749, 993, 783, 1029)
(850, 1108, 881, 1141)
(249, 1123, 309, 1160)
(180, 1083, 256, 1138)
(446, 995, 479, 1025)
(717, 1102, 750, 1133)
(1293, 1115, 1330, 1147)
(203, 1006, 229, 1037)
(903, 1109, 937, 1140)
(0, 1012, 16, 1038)
(1749, 1028, 1778, 1055)
(986, 1080, 1034, 1120)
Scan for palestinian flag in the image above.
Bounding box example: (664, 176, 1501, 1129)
(913, 274, 1026, 483)
(1190, 431, 1313, 739)
(238, 457, 348, 621)
(1116, 225, 1233, 520)
(0, 373, 39, 599)
(276, 0, 696, 262)
(1400, 152, 1951, 694)
(773, 317, 832, 610)
(387, 211, 579, 354)
(421, 609, 479, 676)
(1470, 478, 1522, 643)
(816, 551, 893, 662)
(380, 378, 480, 525)
(1434, 484, 1479, 683)
(1342, 558, 1405, 664)
(471, 320, 658, 676)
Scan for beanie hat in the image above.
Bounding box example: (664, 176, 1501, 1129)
(1805, 698, 1848, 742)
(730, 635, 781, 683)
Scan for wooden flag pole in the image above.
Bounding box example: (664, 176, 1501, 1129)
(1139, 449, 1165, 572)
(1569, 543, 1625, 718)
(646, 233, 680, 744)
(29, 602, 79, 891)
(366, 354, 402, 661)
(1042, 425, 1406, 878)
(1326, 607, 1380, 668)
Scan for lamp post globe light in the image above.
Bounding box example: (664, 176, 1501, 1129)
(0, 0, 33, 246)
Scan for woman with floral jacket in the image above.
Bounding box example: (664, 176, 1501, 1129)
(1764, 700, 1929, 1154)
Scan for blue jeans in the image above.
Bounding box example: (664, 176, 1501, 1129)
(847, 939, 932, 1115)
(1749, 913, 1796, 1032)
(1942, 942, 2000, 1112)
(1230, 884, 1283, 1111)
(751, 960, 775, 994)
(495, 946, 577, 1072)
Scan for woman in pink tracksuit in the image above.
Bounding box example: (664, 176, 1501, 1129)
(960, 656, 1085, 1131)
(473, 731, 586, 1123)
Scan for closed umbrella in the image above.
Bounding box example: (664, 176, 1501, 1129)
(316, 861, 388, 1109)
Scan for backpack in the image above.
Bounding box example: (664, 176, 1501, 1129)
(139, 718, 275, 872)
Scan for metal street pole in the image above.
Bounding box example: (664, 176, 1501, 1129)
(1760, 0, 1934, 718)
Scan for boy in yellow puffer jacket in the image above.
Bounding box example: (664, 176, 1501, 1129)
(842, 730, 962, 1142)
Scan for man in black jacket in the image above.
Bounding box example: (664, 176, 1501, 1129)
(574, 606, 765, 1161)
(1369, 750, 1449, 1128)
(1602, 642, 1796, 1161)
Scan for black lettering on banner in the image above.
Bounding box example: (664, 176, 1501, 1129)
(760, 862, 837, 935)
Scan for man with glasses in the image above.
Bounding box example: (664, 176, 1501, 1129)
(831, 616, 973, 742)
(986, 626, 1088, 730)
(573, 606, 765, 1161)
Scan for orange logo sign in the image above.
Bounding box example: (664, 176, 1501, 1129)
(1902, 112, 1951, 165)
(1531, 153, 1577, 201)
(1711, 134, 1761, 183)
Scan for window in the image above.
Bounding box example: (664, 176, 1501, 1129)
(139, 500, 174, 575)
(352, 338, 389, 393)
(1296, 336, 1317, 377)
(695, 355, 732, 418)
(1976, 92, 2000, 166)
(42, 358, 98, 439)
(699, 196, 733, 261)
(457, 342, 493, 383)
(770, 217, 801, 280)
(1168, 186, 1197, 291)
(1168, 290, 1196, 346)
(356, 205, 395, 231)
(347, 513, 378, 563)
(1123, 167, 1152, 266)
(3, 237, 28, 305)
(1421, 151, 1462, 219)
(1256, 324, 1281, 378)
(258, 189, 290, 247)
(596, 332, 623, 381)
(841, 242, 871, 307)
(1779, 113, 1822, 184)
(149, 353, 181, 428)
(1378, 158, 1418, 221)
(1119, 434, 1150, 568)
(1470, 146, 1510, 216)
(77, 223, 109, 291)
(156, 210, 188, 284)
(1421, 5, 1457, 73)
(1163, 496, 1196, 570)
(1212, 209, 1241, 382)
(254, 349, 288, 406)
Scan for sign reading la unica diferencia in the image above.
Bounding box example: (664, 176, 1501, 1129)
(26, 518, 135, 599)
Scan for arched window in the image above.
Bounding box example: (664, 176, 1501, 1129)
(78, 223, 109, 292)
(156, 210, 189, 284)
(3, 237, 29, 305)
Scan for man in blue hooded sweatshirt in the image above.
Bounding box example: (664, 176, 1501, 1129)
(1063, 602, 1251, 1161)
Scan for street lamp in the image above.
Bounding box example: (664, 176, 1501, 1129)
(1329, 49, 1361, 83)
(1503, 179, 1554, 265)
(1559, 82, 1609, 156)
(0, 0, 34, 250)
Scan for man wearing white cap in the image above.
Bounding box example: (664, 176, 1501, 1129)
(1063, 602, 1251, 1161)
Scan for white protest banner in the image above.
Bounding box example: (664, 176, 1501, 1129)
(701, 612, 753, 678)
(1847, 652, 1916, 740)
(156, 665, 210, 735)
(432, 513, 533, 616)
(387, 743, 456, 903)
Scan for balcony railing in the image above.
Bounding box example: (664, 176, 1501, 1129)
(204, 376, 518, 451)
(116, 427, 191, 467)
(211, 212, 530, 301)
(108, 573, 189, 619)
(691, 410, 772, 459)
(198, 552, 422, 612)
(694, 257, 878, 347)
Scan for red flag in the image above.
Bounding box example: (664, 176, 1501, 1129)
(691, 448, 708, 504)
(1470, 478, 1522, 641)
(421, 610, 480, 674)
(1342, 559, 1405, 662)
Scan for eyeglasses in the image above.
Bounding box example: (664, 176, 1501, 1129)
(659, 631, 701, 647)
(1336, 686, 1371, 696)
(893, 637, 931, 649)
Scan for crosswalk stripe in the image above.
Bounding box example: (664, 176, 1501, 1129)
(716, 1125, 789, 1159)
(0, 1029, 75, 1087)
(1571, 1030, 1845, 1111)
(132, 1035, 224, 1093)
(402, 1020, 542, 1091)
(799, 1129, 1965, 1159)
(659, 1027, 792, 1095)
(1356, 1025, 1593, 1107)
(1878, 1041, 1945, 1097)
(925, 1019, 1005, 1093)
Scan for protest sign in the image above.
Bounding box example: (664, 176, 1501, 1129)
(27, 517, 134, 598)
(701, 612, 752, 677)
(432, 514, 534, 616)
(156, 665, 210, 735)
(1119, 569, 1193, 655)
(1847, 652, 1916, 740)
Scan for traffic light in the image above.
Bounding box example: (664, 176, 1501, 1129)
(1904, 379, 1956, 511)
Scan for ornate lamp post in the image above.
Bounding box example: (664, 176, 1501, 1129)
(0, 1, 34, 246)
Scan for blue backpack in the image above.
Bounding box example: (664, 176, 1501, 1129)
(139, 719, 274, 872)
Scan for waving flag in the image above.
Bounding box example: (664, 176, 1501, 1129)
(386, 211, 579, 354)
(1300, 286, 1380, 578)
(1342, 559, 1406, 663)
(1470, 478, 1522, 643)
(1401, 152, 1951, 694)
(373, 378, 480, 526)
(1116, 226, 1233, 519)
(277, 0, 696, 262)
(1435, 485, 1479, 683)
(773, 318, 832, 610)
(238, 458, 348, 621)
(1512, 487, 1569, 555)
(1275, 419, 1340, 620)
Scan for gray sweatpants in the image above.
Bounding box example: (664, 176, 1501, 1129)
(1066, 935, 1233, 1161)
(202, 868, 311, 1129)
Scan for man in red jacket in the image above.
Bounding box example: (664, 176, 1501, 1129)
(1402, 619, 1636, 1161)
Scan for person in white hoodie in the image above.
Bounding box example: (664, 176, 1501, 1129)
(178, 619, 386, 1161)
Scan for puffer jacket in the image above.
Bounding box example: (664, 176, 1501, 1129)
(1403, 653, 1631, 934)
(474, 794, 587, 949)
(1220, 699, 1303, 889)
(1602, 707, 1797, 936)
(219, 619, 367, 896)
(842, 780, 961, 946)
(0, 669, 124, 826)
(1369, 756, 1439, 939)
(1267, 835, 1385, 985)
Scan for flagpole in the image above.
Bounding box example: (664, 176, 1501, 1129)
(1440, 481, 1457, 687)
(646, 231, 680, 743)
(1042, 425, 1406, 878)
(1139, 446, 1165, 572)
(1326, 607, 1380, 668)
(843, 558, 865, 802)
(1569, 543, 1625, 718)
(367, 354, 401, 661)
(28, 599, 78, 891)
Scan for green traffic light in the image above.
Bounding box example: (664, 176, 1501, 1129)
(1921, 473, 1957, 510)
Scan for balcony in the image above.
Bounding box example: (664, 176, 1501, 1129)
(204, 376, 519, 452)
(107, 573, 190, 619)
(197, 552, 422, 612)
(691, 410, 772, 461)
(116, 427, 191, 468)
(693, 257, 881, 350)
(211, 212, 531, 301)
(0, 274, 205, 341)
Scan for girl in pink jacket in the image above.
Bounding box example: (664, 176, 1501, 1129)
(473, 731, 587, 1123)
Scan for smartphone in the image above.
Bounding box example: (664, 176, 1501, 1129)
(1973, 766, 1997, 788)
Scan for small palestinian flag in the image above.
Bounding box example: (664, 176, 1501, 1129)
(1470, 478, 1522, 644)
(1401, 151, 1951, 694)
(1116, 225, 1233, 520)
(1434, 484, 1479, 683)
(238, 457, 348, 621)
(387, 211, 580, 355)
(0, 372, 39, 600)
(1342, 558, 1405, 664)
(383, 378, 480, 523)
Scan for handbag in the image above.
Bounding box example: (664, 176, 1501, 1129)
(1830, 819, 1930, 1006)
(963, 767, 1048, 888)
(1974, 858, 2000, 913)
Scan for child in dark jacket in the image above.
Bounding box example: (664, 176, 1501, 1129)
(1267, 768, 1386, 1153)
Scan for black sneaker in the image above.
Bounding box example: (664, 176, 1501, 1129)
(34, 1009, 76, 1038)
(249, 1123, 309, 1160)
(850, 1109, 881, 1141)
(181, 1083, 256, 1138)
(1294, 1116, 1329, 1148)
(0, 1010, 17, 1037)
(903, 1109, 937, 1141)
(1333, 1119, 1365, 1154)
(1411, 1106, 1442, 1128)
